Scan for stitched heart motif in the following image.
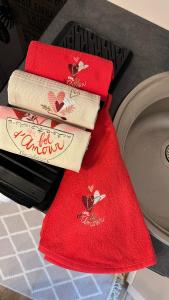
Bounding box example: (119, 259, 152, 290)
(93, 190, 106, 205)
(70, 88, 80, 98)
(88, 185, 94, 193)
(68, 63, 79, 76)
(13, 109, 27, 120)
(55, 101, 64, 112)
(48, 91, 65, 113)
(69, 61, 89, 76)
(78, 61, 89, 72)
(82, 195, 94, 212)
(56, 91, 65, 104)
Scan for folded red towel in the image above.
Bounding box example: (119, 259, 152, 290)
(25, 41, 113, 100)
(25, 42, 156, 273)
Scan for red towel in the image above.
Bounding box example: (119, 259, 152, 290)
(25, 41, 113, 100)
(25, 42, 156, 273)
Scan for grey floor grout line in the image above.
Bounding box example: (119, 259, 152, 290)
(0, 202, 115, 300)
(0, 217, 33, 293)
(17, 205, 60, 300)
(66, 269, 83, 299)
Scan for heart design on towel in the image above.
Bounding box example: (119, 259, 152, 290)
(82, 195, 94, 212)
(70, 88, 80, 98)
(69, 61, 89, 77)
(82, 188, 106, 213)
(6, 118, 74, 161)
(93, 190, 106, 205)
(88, 185, 94, 193)
(48, 91, 65, 112)
(13, 109, 27, 120)
(68, 63, 79, 76)
(55, 101, 64, 112)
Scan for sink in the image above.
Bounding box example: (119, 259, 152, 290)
(114, 72, 169, 246)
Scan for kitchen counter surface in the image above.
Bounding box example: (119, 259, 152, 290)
(1, 0, 169, 276)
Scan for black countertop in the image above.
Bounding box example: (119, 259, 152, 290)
(1, 0, 169, 276)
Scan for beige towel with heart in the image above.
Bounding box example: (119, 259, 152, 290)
(8, 70, 100, 130)
(0, 106, 91, 172)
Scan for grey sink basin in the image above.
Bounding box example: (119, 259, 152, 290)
(114, 72, 169, 246)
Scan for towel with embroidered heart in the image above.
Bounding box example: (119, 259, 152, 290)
(8, 70, 100, 130)
(25, 41, 113, 100)
(25, 41, 156, 273)
(39, 96, 156, 273)
(0, 106, 91, 172)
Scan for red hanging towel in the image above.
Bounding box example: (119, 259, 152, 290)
(39, 96, 156, 273)
(25, 41, 113, 100)
(25, 42, 156, 273)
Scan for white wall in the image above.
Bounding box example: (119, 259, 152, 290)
(108, 0, 169, 31)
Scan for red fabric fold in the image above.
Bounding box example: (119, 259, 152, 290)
(25, 41, 156, 273)
(25, 41, 113, 100)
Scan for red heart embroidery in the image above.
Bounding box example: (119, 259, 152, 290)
(55, 101, 64, 112)
(13, 109, 27, 120)
(48, 91, 65, 113)
(82, 195, 94, 212)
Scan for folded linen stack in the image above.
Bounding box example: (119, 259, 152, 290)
(0, 42, 114, 171)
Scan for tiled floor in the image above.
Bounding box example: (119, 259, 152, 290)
(0, 285, 133, 300)
(0, 200, 116, 299)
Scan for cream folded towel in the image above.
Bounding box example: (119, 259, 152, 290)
(0, 106, 91, 172)
(8, 70, 100, 130)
